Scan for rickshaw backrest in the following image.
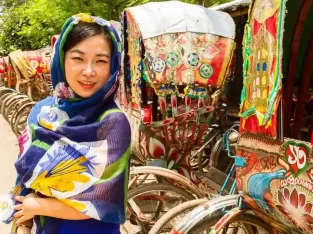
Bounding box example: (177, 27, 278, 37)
(0, 56, 9, 80)
(8, 49, 51, 99)
(23, 49, 51, 75)
(236, 132, 313, 233)
(0, 56, 15, 88)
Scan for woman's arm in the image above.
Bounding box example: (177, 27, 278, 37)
(14, 196, 90, 225)
(36, 197, 90, 220)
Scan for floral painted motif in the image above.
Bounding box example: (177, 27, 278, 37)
(277, 188, 313, 231)
(236, 133, 313, 234)
(140, 110, 214, 183)
(148, 137, 166, 159)
(185, 96, 191, 112)
(171, 94, 178, 116)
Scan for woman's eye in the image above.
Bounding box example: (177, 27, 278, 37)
(72, 57, 83, 61)
(97, 60, 108, 64)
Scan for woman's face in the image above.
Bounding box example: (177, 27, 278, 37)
(64, 34, 112, 98)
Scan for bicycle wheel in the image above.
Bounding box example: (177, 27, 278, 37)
(4, 95, 28, 122)
(127, 183, 195, 234)
(149, 199, 208, 234)
(186, 213, 275, 234)
(190, 130, 221, 172)
(14, 102, 35, 136)
(0, 93, 16, 110)
(209, 138, 234, 173)
(10, 99, 31, 134)
(0, 88, 14, 98)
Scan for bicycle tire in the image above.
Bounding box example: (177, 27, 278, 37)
(149, 198, 207, 234)
(10, 99, 31, 134)
(13, 102, 35, 136)
(128, 183, 195, 201)
(4, 95, 28, 122)
(186, 213, 275, 234)
(0, 88, 14, 98)
(0, 93, 16, 109)
(209, 138, 234, 173)
(1, 93, 19, 117)
(128, 183, 196, 233)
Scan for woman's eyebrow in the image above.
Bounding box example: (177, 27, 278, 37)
(70, 49, 85, 55)
(96, 53, 110, 58)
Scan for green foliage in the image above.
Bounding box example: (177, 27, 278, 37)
(0, 0, 232, 56)
(0, 2, 31, 55)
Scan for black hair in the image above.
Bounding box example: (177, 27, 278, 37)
(63, 22, 113, 53)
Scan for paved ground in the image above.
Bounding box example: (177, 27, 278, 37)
(0, 115, 19, 234)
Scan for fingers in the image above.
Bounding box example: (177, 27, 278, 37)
(14, 210, 23, 218)
(26, 193, 36, 198)
(15, 196, 25, 203)
(13, 204, 23, 211)
(16, 215, 33, 226)
(16, 216, 25, 226)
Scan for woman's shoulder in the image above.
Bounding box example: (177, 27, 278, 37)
(97, 106, 131, 135)
(97, 105, 129, 123)
(28, 96, 56, 124)
(31, 96, 55, 113)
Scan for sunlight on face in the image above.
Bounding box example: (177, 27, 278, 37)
(64, 34, 112, 98)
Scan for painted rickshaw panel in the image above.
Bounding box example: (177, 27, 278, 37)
(237, 0, 313, 232)
(23, 49, 51, 75)
(0, 56, 12, 86)
(236, 133, 313, 233)
(239, 0, 286, 137)
(122, 1, 236, 183)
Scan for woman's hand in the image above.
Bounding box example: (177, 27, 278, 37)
(16, 226, 32, 234)
(13, 193, 39, 225)
(13, 193, 90, 221)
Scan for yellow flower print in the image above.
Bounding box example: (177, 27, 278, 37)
(61, 199, 87, 212)
(30, 156, 90, 197)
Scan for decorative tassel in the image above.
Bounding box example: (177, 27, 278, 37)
(171, 94, 178, 116)
(185, 96, 191, 112)
(159, 96, 167, 117)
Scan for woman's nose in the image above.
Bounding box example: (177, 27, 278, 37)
(82, 63, 96, 77)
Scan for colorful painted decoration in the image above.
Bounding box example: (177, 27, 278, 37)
(123, 2, 235, 182)
(144, 33, 235, 89)
(239, 0, 286, 137)
(152, 58, 166, 73)
(186, 53, 200, 69)
(236, 133, 313, 233)
(200, 64, 214, 79)
(283, 141, 311, 177)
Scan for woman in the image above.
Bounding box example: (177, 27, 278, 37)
(7, 13, 131, 234)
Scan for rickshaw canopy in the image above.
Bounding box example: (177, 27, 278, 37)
(127, 1, 235, 40)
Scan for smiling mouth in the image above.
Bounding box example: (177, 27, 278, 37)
(78, 81, 96, 89)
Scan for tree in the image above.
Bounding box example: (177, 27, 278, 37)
(0, 0, 232, 55)
(0, 2, 30, 55)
